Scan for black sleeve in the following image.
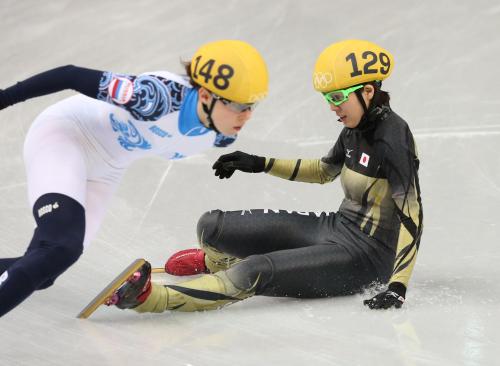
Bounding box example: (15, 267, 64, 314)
(0, 65, 104, 110)
(382, 123, 423, 289)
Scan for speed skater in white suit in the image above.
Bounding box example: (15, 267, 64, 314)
(0, 40, 269, 317)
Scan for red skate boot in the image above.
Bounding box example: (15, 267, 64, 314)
(165, 249, 208, 276)
(106, 261, 152, 309)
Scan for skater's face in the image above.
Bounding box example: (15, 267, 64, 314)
(198, 88, 254, 135)
(327, 84, 374, 129)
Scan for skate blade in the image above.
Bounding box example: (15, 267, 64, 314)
(76, 258, 146, 319)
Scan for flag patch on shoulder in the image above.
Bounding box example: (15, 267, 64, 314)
(109, 77, 134, 104)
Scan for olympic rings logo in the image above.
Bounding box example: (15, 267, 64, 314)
(313, 72, 333, 89)
(248, 92, 267, 103)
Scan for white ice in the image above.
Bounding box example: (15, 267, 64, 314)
(1, 1, 499, 365)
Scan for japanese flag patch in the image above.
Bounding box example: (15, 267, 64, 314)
(108, 77, 134, 104)
(359, 152, 370, 167)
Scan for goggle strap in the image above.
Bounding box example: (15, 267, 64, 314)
(202, 98, 220, 133)
(354, 88, 368, 113)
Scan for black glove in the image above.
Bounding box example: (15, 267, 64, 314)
(363, 282, 406, 310)
(212, 151, 266, 179)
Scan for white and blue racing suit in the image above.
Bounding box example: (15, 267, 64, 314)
(6, 66, 236, 247)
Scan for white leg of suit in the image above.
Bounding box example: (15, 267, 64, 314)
(23, 112, 122, 248)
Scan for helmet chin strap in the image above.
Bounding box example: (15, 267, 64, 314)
(202, 98, 221, 134)
(353, 85, 382, 130)
(355, 89, 369, 114)
(355, 82, 382, 115)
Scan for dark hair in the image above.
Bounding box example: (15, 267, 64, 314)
(182, 60, 201, 89)
(367, 81, 390, 107)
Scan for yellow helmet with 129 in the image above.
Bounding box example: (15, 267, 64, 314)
(313, 39, 394, 93)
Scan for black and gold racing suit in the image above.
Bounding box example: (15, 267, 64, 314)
(259, 105, 423, 291)
(134, 105, 423, 313)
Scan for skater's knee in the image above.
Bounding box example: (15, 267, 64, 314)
(27, 226, 84, 282)
(28, 193, 85, 280)
(226, 254, 274, 293)
(32, 193, 86, 248)
(54, 238, 84, 266)
(197, 210, 222, 245)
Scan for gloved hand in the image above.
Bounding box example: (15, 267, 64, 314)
(212, 151, 266, 179)
(363, 282, 406, 310)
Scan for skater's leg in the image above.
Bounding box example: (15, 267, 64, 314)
(0, 193, 85, 316)
(247, 245, 379, 298)
(0, 258, 20, 274)
(198, 209, 335, 257)
(133, 271, 252, 313)
(0, 116, 89, 317)
(167, 209, 335, 275)
(35, 180, 118, 291)
(81, 179, 120, 248)
(133, 240, 382, 313)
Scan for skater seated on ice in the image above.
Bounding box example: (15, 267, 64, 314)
(108, 39, 422, 313)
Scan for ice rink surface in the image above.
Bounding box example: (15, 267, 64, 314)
(1, 0, 500, 365)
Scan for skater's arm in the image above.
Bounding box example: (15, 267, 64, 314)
(1, 66, 187, 121)
(213, 133, 345, 183)
(0, 65, 104, 109)
(385, 129, 422, 292)
(264, 132, 345, 183)
(213, 152, 336, 183)
(364, 125, 423, 310)
(263, 158, 336, 184)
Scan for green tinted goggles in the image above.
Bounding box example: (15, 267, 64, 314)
(322, 84, 364, 106)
